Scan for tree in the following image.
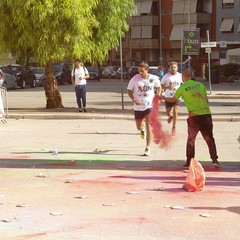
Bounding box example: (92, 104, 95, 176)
(0, 0, 135, 108)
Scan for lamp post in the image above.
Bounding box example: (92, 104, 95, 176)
(119, 32, 124, 110)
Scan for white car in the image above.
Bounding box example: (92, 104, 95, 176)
(0, 66, 18, 89)
(101, 66, 119, 78)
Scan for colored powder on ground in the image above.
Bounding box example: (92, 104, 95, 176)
(149, 96, 172, 149)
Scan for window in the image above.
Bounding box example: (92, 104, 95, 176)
(161, 10, 167, 15)
(134, 2, 153, 16)
(219, 18, 234, 32)
(222, 0, 234, 8)
(131, 26, 153, 39)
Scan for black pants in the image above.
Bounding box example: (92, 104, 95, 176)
(186, 114, 218, 163)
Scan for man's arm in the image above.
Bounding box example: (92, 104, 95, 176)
(162, 95, 178, 102)
(127, 89, 141, 105)
(155, 85, 162, 96)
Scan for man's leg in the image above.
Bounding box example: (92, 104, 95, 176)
(145, 115, 152, 148)
(199, 115, 219, 166)
(172, 104, 179, 135)
(75, 86, 82, 110)
(81, 85, 87, 110)
(185, 117, 200, 167)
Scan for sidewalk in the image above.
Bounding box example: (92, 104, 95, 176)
(5, 81, 240, 122)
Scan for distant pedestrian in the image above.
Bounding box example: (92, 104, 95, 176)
(161, 61, 183, 135)
(157, 66, 164, 80)
(71, 59, 90, 112)
(160, 68, 219, 168)
(127, 61, 162, 156)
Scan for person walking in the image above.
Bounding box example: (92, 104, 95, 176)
(71, 59, 90, 112)
(160, 68, 219, 168)
(161, 61, 183, 135)
(127, 61, 162, 156)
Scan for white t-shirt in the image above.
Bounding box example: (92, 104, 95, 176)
(127, 73, 160, 111)
(71, 67, 89, 85)
(161, 72, 182, 97)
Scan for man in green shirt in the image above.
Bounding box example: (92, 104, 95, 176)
(161, 68, 219, 168)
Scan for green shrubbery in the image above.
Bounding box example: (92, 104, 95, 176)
(205, 63, 240, 79)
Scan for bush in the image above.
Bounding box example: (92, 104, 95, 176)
(205, 63, 240, 79)
(221, 63, 240, 77)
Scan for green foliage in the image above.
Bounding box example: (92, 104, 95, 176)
(0, 0, 135, 65)
(221, 63, 240, 77)
(205, 63, 240, 79)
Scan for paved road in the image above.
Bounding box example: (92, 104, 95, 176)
(3, 79, 240, 121)
(0, 79, 240, 240)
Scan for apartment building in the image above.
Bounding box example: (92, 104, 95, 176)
(216, 0, 240, 64)
(109, 0, 240, 76)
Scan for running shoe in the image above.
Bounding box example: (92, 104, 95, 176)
(182, 162, 190, 169)
(212, 159, 220, 168)
(172, 127, 176, 136)
(143, 147, 150, 156)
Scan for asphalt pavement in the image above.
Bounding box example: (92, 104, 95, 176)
(0, 79, 240, 240)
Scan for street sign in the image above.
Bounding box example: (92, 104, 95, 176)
(201, 42, 217, 48)
(205, 47, 211, 53)
(183, 29, 200, 55)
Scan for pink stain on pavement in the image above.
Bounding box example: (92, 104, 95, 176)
(149, 96, 172, 149)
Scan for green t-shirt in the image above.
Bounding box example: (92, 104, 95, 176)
(175, 80, 211, 116)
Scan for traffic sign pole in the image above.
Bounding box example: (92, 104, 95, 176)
(207, 30, 212, 95)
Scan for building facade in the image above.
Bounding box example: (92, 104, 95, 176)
(109, 0, 240, 76)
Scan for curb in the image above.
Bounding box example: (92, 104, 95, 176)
(7, 113, 240, 122)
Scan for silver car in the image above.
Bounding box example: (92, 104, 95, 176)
(0, 66, 18, 89)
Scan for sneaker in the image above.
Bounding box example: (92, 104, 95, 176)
(172, 127, 176, 136)
(182, 162, 190, 169)
(140, 128, 145, 140)
(143, 147, 150, 156)
(167, 116, 173, 124)
(83, 108, 87, 112)
(78, 108, 82, 112)
(212, 160, 220, 168)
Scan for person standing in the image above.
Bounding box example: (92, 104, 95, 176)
(160, 68, 219, 168)
(127, 61, 162, 156)
(161, 62, 183, 135)
(71, 59, 90, 112)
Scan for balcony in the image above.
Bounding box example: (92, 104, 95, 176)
(172, 13, 211, 25)
(129, 15, 158, 26)
(127, 39, 159, 49)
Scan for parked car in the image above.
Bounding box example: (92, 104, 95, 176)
(116, 67, 129, 79)
(148, 66, 159, 77)
(178, 63, 195, 80)
(8, 64, 36, 88)
(52, 63, 71, 85)
(101, 66, 119, 78)
(0, 66, 18, 89)
(126, 66, 139, 79)
(86, 66, 101, 81)
(30, 67, 45, 86)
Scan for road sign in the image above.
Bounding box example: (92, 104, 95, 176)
(183, 29, 200, 55)
(201, 42, 217, 48)
(205, 47, 211, 53)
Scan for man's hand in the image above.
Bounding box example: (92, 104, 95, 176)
(133, 99, 142, 105)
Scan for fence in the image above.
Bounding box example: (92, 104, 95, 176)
(0, 86, 8, 123)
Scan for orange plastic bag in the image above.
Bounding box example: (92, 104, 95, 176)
(183, 159, 205, 192)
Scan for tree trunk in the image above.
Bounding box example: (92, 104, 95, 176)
(44, 61, 64, 109)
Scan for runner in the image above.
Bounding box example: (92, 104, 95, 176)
(127, 61, 162, 156)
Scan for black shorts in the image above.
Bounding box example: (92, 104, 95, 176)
(165, 99, 181, 108)
(134, 109, 151, 120)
